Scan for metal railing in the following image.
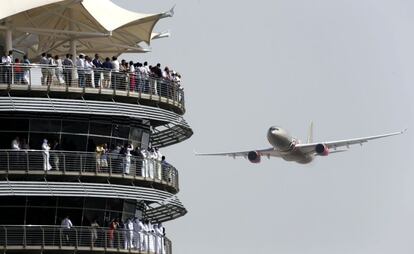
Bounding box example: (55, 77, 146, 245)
(0, 225, 172, 254)
(0, 149, 178, 189)
(0, 63, 185, 110)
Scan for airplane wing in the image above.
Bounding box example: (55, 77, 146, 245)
(195, 147, 282, 158)
(295, 129, 406, 154)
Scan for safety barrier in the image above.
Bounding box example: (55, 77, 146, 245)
(0, 149, 178, 190)
(0, 225, 172, 254)
(0, 63, 185, 112)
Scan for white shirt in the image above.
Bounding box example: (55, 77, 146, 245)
(61, 218, 73, 229)
(84, 61, 94, 74)
(1, 55, 12, 64)
(112, 60, 120, 72)
(11, 139, 20, 150)
(76, 58, 85, 69)
(129, 65, 135, 73)
(42, 142, 50, 152)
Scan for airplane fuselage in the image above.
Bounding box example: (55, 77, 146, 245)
(267, 126, 314, 164)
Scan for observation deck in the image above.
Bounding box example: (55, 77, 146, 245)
(0, 64, 185, 115)
(0, 225, 173, 254)
(0, 149, 180, 193)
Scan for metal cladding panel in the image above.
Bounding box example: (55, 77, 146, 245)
(0, 96, 193, 147)
(0, 181, 186, 222)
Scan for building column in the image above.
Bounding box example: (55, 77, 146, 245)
(70, 39, 77, 86)
(5, 29, 12, 53)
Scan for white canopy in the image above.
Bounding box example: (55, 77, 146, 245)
(0, 0, 173, 57)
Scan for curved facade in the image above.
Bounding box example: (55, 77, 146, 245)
(0, 60, 191, 253)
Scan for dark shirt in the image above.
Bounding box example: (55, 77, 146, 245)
(92, 58, 102, 68)
(102, 61, 112, 70)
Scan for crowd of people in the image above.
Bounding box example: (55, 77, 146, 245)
(10, 137, 174, 182)
(1, 51, 184, 102)
(61, 216, 167, 253)
(95, 143, 170, 180)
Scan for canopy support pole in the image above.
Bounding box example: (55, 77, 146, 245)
(5, 29, 13, 53)
(70, 39, 77, 86)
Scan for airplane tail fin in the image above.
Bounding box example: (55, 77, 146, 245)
(307, 122, 313, 143)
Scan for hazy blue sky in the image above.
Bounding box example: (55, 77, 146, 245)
(116, 1, 414, 253)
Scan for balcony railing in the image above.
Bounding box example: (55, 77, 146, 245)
(0, 225, 172, 254)
(0, 149, 178, 190)
(0, 63, 185, 112)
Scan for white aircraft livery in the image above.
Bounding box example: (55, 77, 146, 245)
(196, 123, 406, 164)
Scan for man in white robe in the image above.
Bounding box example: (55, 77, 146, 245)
(42, 139, 52, 171)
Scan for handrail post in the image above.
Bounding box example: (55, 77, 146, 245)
(23, 225, 26, 247)
(74, 227, 78, 249)
(6, 151, 9, 173)
(26, 150, 29, 173)
(41, 226, 45, 248)
(62, 152, 66, 174)
(4, 226, 7, 249)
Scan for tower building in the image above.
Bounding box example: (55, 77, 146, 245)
(0, 1, 192, 253)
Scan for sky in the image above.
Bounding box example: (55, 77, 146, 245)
(115, 1, 414, 253)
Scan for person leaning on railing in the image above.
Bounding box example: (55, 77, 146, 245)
(102, 57, 112, 88)
(23, 55, 31, 84)
(63, 54, 73, 86)
(1, 50, 13, 84)
(13, 58, 23, 84)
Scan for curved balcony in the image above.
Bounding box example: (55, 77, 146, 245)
(0, 63, 185, 114)
(0, 149, 179, 193)
(0, 225, 172, 254)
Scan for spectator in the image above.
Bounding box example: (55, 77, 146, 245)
(23, 55, 30, 84)
(129, 61, 136, 91)
(111, 56, 120, 89)
(46, 53, 55, 86)
(42, 139, 52, 171)
(76, 54, 86, 87)
(91, 219, 99, 247)
(61, 216, 73, 245)
(108, 218, 119, 248)
(84, 56, 94, 87)
(1, 51, 13, 84)
(124, 143, 133, 175)
(39, 53, 48, 85)
(52, 140, 61, 170)
(14, 58, 23, 84)
(11, 137, 20, 150)
(92, 53, 102, 88)
(55, 55, 65, 85)
(102, 57, 112, 88)
(62, 54, 73, 86)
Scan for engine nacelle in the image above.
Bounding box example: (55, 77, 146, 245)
(315, 143, 329, 156)
(247, 151, 261, 163)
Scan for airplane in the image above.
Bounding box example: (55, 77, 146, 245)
(196, 123, 406, 164)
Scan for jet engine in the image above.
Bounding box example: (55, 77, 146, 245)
(315, 144, 329, 156)
(247, 151, 261, 163)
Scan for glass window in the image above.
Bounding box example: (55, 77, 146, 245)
(112, 124, 129, 139)
(61, 134, 87, 151)
(0, 132, 29, 149)
(29, 133, 60, 150)
(129, 127, 142, 143)
(62, 120, 89, 134)
(30, 119, 61, 132)
(2, 118, 30, 131)
(141, 132, 150, 149)
(90, 122, 112, 136)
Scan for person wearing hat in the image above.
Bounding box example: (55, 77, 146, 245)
(42, 139, 52, 171)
